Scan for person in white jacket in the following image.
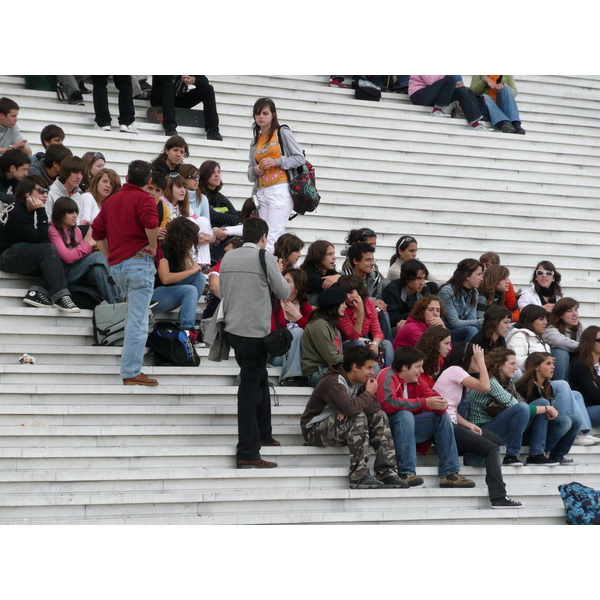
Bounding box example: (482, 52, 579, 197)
(517, 261, 563, 312)
(506, 305, 552, 372)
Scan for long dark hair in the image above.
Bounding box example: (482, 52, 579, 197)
(164, 174, 191, 218)
(441, 258, 483, 304)
(282, 267, 309, 304)
(14, 175, 48, 205)
(301, 240, 334, 275)
(415, 326, 452, 378)
(482, 305, 512, 348)
(513, 304, 548, 342)
(274, 233, 304, 267)
(252, 97, 280, 146)
(198, 160, 223, 195)
(531, 260, 563, 298)
(516, 352, 554, 402)
(151, 135, 189, 170)
(162, 217, 199, 271)
(307, 303, 341, 329)
(479, 264, 510, 308)
(389, 235, 417, 267)
(51, 196, 80, 248)
(577, 326, 600, 377)
(485, 348, 516, 384)
(548, 297, 579, 336)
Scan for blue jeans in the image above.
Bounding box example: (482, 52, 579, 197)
(343, 338, 394, 370)
(270, 326, 304, 382)
(551, 380, 592, 433)
(388, 410, 460, 477)
(151, 271, 205, 329)
(482, 401, 546, 456)
(551, 348, 571, 382)
(307, 365, 328, 387)
(480, 87, 520, 126)
(109, 254, 156, 379)
(64, 251, 120, 303)
(450, 326, 479, 344)
(588, 405, 600, 427)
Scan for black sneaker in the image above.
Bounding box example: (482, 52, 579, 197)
(68, 91, 85, 106)
(349, 474, 385, 489)
(526, 454, 559, 466)
(206, 128, 223, 141)
(502, 455, 524, 466)
(23, 290, 53, 308)
(500, 120, 516, 133)
(165, 129, 178, 136)
(53, 295, 81, 313)
(512, 121, 526, 135)
(491, 497, 525, 509)
(378, 473, 410, 489)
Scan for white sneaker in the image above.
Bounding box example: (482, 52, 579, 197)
(572, 432, 595, 446)
(590, 435, 600, 445)
(471, 122, 495, 131)
(431, 107, 452, 118)
(120, 123, 139, 134)
(94, 124, 111, 132)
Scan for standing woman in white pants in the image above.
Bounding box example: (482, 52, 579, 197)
(247, 97, 305, 253)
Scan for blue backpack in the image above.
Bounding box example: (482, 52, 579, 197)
(558, 482, 600, 525)
(147, 322, 200, 367)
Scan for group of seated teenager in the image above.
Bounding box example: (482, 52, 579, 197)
(292, 230, 600, 507)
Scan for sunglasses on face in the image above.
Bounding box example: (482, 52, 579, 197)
(536, 270, 554, 276)
(186, 174, 200, 180)
(35, 187, 49, 194)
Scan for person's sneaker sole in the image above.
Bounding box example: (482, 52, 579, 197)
(23, 298, 52, 308)
(52, 303, 81, 313)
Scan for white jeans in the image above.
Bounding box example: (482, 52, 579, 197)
(256, 182, 293, 253)
(191, 215, 211, 265)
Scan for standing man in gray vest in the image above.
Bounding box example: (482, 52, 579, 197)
(220, 218, 290, 468)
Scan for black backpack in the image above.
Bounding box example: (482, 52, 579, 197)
(353, 78, 382, 101)
(147, 321, 201, 367)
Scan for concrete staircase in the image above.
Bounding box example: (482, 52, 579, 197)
(1, 74, 599, 524)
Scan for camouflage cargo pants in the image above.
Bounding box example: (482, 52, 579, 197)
(305, 410, 398, 483)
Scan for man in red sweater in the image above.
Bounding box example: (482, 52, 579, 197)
(376, 346, 475, 488)
(92, 160, 159, 385)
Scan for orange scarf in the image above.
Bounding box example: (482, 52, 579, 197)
(487, 76, 500, 101)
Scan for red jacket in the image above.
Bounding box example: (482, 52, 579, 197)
(338, 297, 383, 342)
(393, 317, 428, 349)
(91, 183, 159, 265)
(270, 300, 313, 331)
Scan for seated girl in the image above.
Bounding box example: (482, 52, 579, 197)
(518, 261, 563, 312)
(470, 305, 512, 354)
(516, 352, 598, 447)
(469, 348, 569, 466)
(479, 251, 518, 320)
(81, 151, 106, 192)
(0, 176, 80, 312)
(433, 343, 524, 509)
(414, 325, 452, 388)
(336, 274, 394, 370)
(383, 258, 437, 329)
(178, 163, 210, 223)
(162, 173, 213, 269)
(151, 217, 205, 335)
(543, 298, 582, 382)
(393, 294, 446, 349)
(274, 233, 304, 270)
(300, 239, 340, 305)
(269, 268, 313, 386)
(470, 76, 525, 134)
(568, 325, 600, 431)
(505, 304, 551, 372)
(150, 135, 189, 175)
(387, 234, 441, 287)
(438, 258, 484, 344)
(476, 264, 511, 319)
(49, 197, 118, 304)
(300, 287, 347, 387)
(79, 168, 121, 225)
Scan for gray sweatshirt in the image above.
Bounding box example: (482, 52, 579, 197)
(220, 243, 290, 338)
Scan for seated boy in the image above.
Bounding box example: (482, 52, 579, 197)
(29, 125, 66, 176)
(0, 97, 31, 155)
(0, 149, 31, 208)
(301, 345, 408, 490)
(144, 171, 170, 237)
(28, 143, 72, 188)
(376, 346, 475, 488)
(45, 156, 85, 220)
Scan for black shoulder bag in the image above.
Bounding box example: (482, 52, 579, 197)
(259, 249, 293, 357)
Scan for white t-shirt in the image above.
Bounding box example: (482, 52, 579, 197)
(432, 366, 470, 424)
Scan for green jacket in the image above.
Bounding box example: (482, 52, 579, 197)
(301, 318, 344, 378)
(470, 75, 517, 98)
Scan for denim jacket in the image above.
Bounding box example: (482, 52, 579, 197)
(438, 284, 483, 330)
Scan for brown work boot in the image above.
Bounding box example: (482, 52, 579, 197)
(123, 373, 158, 386)
(439, 473, 475, 488)
(400, 473, 424, 487)
(236, 458, 277, 469)
(261, 438, 281, 446)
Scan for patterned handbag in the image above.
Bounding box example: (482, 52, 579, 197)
(277, 126, 321, 220)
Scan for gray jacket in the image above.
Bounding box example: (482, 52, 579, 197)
(247, 125, 305, 195)
(542, 324, 582, 352)
(46, 179, 84, 222)
(220, 243, 290, 338)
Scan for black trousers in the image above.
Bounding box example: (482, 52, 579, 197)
(151, 76, 219, 132)
(0, 242, 69, 302)
(410, 76, 482, 125)
(91, 76, 135, 127)
(453, 424, 506, 501)
(225, 332, 272, 460)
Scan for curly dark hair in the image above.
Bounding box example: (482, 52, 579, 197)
(531, 260, 562, 298)
(408, 295, 446, 323)
(415, 326, 452, 378)
(162, 216, 200, 271)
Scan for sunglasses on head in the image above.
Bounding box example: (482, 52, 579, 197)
(168, 172, 181, 179)
(93, 152, 105, 160)
(536, 270, 554, 276)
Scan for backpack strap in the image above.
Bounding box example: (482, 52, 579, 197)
(259, 248, 285, 330)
